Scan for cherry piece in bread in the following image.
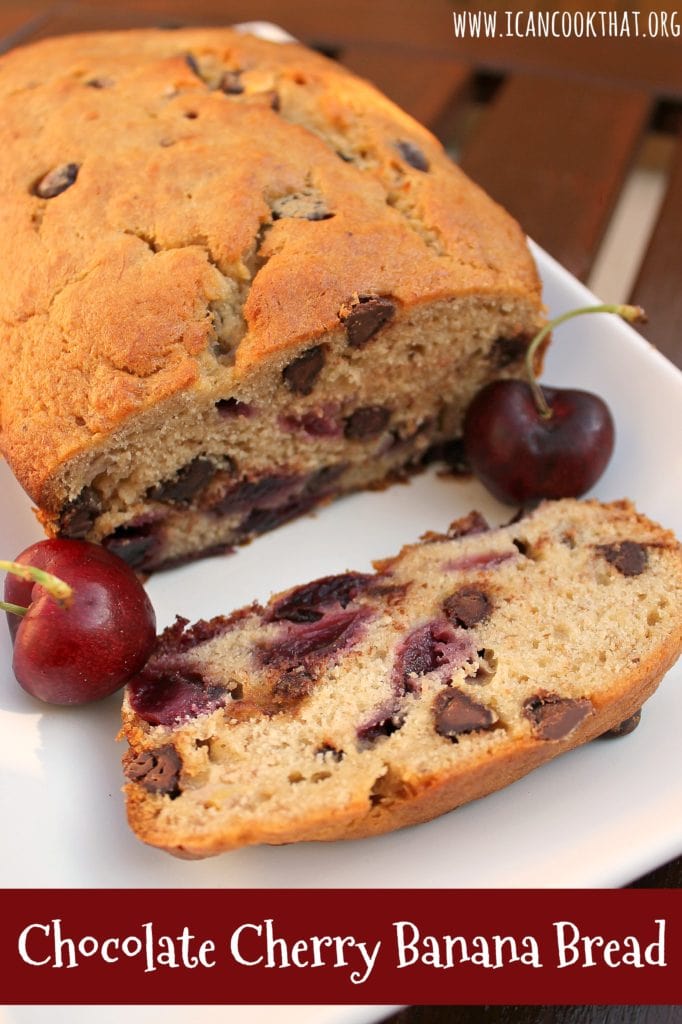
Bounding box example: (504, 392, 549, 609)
(463, 304, 645, 506)
(2, 539, 156, 705)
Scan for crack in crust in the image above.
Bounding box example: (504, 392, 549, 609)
(0, 27, 543, 523)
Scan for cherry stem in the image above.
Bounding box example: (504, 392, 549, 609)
(0, 559, 74, 611)
(0, 599, 29, 617)
(524, 303, 646, 419)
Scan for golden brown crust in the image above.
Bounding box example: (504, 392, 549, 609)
(0, 28, 542, 509)
(125, 643, 679, 857)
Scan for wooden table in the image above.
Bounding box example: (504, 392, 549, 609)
(385, 1009, 682, 1024)
(1, 1, 680, 1018)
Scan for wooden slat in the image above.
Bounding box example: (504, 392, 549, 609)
(22, 3, 186, 40)
(0, 5, 51, 53)
(441, 24, 682, 99)
(630, 134, 682, 369)
(6, 1, 682, 98)
(68, 0, 460, 49)
(38, 0, 682, 97)
(459, 75, 651, 281)
(384, 1006, 681, 1023)
(13, 0, 456, 49)
(631, 855, 682, 887)
(340, 45, 471, 137)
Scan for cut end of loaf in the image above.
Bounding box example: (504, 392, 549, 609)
(47, 294, 544, 572)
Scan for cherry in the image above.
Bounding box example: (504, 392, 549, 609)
(463, 380, 615, 504)
(2, 539, 156, 705)
(463, 304, 645, 505)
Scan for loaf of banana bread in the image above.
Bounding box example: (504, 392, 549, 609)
(0, 27, 544, 570)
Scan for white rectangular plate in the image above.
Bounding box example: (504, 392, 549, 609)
(1, 1008, 402, 1024)
(1, 242, 681, 896)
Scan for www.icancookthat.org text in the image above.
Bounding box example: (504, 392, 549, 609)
(452, 9, 681, 38)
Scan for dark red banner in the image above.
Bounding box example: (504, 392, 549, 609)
(1, 889, 678, 1005)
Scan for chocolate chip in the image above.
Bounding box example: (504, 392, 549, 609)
(103, 521, 161, 570)
(147, 458, 215, 505)
(440, 438, 471, 477)
(344, 406, 391, 440)
(603, 709, 642, 737)
(395, 140, 430, 171)
(85, 77, 113, 89)
(125, 746, 181, 796)
(599, 541, 648, 577)
(282, 345, 325, 395)
(184, 52, 200, 76)
(59, 486, 100, 539)
(524, 692, 594, 741)
(216, 398, 254, 418)
(269, 91, 281, 112)
(316, 743, 344, 762)
(34, 163, 79, 199)
(434, 687, 496, 739)
(219, 70, 244, 94)
(443, 587, 492, 629)
(341, 295, 395, 348)
(492, 334, 529, 368)
(273, 667, 316, 702)
(271, 191, 334, 222)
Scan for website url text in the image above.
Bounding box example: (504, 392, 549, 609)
(452, 10, 681, 39)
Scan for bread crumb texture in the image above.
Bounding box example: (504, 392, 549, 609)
(121, 498, 682, 858)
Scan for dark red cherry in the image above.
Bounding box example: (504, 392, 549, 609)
(3, 539, 156, 705)
(462, 303, 645, 506)
(463, 379, 615, 505)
